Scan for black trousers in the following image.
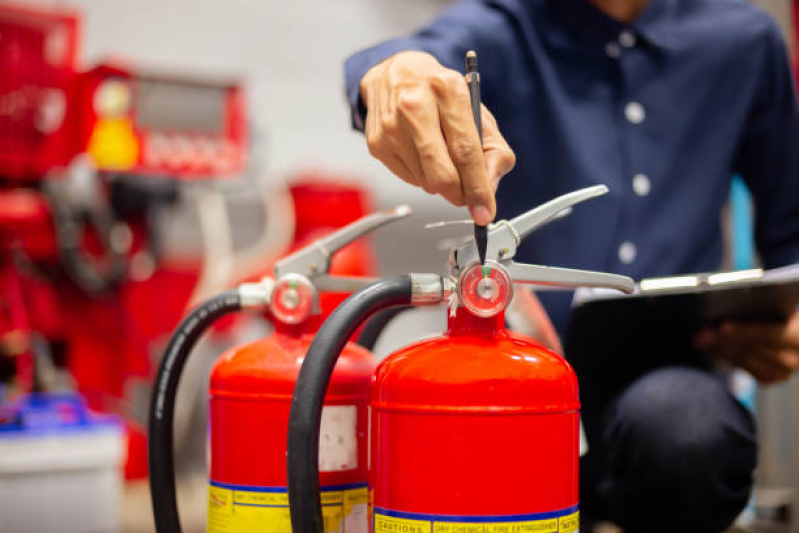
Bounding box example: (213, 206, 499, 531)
(580, 367, 758, 533)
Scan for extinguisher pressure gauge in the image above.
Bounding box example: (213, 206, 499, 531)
(270, 274, 316, 325)
(458, 261, 512, 318)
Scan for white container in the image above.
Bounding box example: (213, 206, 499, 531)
(0, 395, 125, 533)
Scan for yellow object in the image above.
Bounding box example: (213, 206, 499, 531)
(373, 510, 580, 533)
(87, 118, 139, 171)
(207, 483, 367, 533)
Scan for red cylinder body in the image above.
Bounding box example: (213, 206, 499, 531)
(370, 310, 580, 532)
(208, 318, 375, 532)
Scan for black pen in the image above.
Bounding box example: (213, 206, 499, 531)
(465, 50, 488, 265)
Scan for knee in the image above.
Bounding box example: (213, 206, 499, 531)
(611, 367, 755, 464)
(605, 367, 757, 532)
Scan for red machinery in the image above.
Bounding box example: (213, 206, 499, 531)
(147, 206, 410, 532)
(286, 187, 636, 533)
(0, 3, 79, 179)
(0, 1, 250, 477)
(75, 63, 246, 178)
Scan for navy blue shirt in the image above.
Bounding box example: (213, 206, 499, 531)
(345, 0, 799, 331)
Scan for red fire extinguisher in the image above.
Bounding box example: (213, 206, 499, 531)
(147, 205, 411, 533)
(287, 186, 635, 533)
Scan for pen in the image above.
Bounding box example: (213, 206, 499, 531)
(465, 50, 488, 265)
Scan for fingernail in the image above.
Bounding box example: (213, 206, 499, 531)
(694, 329, 717, 349)
(470, 205, 491, 226)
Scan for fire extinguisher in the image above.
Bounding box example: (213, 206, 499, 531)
(147, 205, 411, 533)
(287, 186, 636, 533)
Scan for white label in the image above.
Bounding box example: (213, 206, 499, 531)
(319, 405, 358, 472)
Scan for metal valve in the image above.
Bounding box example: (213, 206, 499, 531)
(239, 205, 412, 323)
(448, 186, 635, 317)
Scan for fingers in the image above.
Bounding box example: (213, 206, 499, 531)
(700, 321, 799, 384)
(361, 52, 516, 222)
(481, 105, 516, 192)
(432, 70, 495, 224)
(396, 84, 464, 206)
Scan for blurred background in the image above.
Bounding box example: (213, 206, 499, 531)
(0, 0, 796, 532)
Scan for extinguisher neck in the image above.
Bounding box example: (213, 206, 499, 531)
(273, 315, 322, 337)
(447, 309, 506, 337)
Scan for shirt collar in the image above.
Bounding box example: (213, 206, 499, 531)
(542, 0, 676, 50)
(632, 0, 678, 49)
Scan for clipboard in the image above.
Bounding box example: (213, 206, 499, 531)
(563, 264, 799, 413)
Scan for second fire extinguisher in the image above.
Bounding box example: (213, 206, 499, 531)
(287, 185, 636, 533)
(148, 205, 410, 533)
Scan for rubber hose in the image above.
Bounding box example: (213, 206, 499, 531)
(287, 276, 413, 533)
(356, 306, 409, 351)
(148, 290, 242, 533)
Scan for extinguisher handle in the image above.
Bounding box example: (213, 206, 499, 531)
(506, 262, 635, 293)
(507, 185, 608, 243)
(274, 205, 411, 280)
(450, 185, 610, 270)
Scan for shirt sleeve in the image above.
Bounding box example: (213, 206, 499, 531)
(735, 19, 799, 269)
(343, 0, 508, 131)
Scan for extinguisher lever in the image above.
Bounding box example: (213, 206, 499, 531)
(506, 185, 608, 244)
(274, 205, 412, 280)
(506, 262, 635, 293)
(451, 186, 609, 272)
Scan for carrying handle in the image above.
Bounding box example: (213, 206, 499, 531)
(507, 185, 608, 242)
(274, 205, 411, 282)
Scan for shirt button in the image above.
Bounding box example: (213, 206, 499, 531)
(605, 41, 621, 59)
(625, 102, 645, 124)
(619, 30, 637, 48)
(619, 241, 637, 264)
(632, 173, 651, 196)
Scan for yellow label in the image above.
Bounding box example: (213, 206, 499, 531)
(558, 512, 579, 533)
(434, 520, 557, 532)
(374, 510, 578, 533)
(375, 514, 432, 533)
(345, 487, 369, 516)
(207, 482, 367, 533)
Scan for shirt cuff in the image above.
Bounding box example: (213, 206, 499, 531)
(344, 38, 428, 132)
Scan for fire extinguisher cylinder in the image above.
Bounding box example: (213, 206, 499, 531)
(148, 205, 411, 533)
(287, 186, 635, 533)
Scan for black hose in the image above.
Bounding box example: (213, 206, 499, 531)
(287, 276, 413, 533)
(355, 306, 408, 351)
(148, 290, 242, 533)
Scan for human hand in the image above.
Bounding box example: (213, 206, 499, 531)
(360, 51, 516, 225)
(694, 312, 799, 384)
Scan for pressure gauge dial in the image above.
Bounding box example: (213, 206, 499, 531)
(457, 261, 513, 317)
(269, 274, 316, 325)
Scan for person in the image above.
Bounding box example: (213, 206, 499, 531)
(343, 0, 799, 531)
